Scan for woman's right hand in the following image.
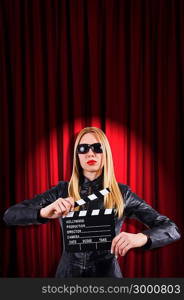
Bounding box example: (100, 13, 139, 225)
(39, 197, 75, 219)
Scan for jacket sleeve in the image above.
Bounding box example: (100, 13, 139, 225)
(123, 185, 181, 250)
(3, 181, 67, 226)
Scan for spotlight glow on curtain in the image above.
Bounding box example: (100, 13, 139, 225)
(0, 0, 183, 277)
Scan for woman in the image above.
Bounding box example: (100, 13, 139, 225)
(3, 127, 181, 277)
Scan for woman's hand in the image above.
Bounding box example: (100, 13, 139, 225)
(111, 232, 148, 257)
(40, 197, 75, 219)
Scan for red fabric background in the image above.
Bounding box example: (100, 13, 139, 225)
(0, 0, 183, 277)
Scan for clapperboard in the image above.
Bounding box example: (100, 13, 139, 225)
(62, 188, 115, 252)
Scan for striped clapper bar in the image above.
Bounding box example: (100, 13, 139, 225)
(62, 188, 116, 252)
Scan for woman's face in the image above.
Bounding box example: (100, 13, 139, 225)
(77, 133, 104, 177)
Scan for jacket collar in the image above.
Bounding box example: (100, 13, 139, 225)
(79, 173, 104, 191)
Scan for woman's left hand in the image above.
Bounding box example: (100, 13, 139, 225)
(111, 232, 148, 257)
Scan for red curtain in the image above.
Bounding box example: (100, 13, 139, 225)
(0, 0, 183, 277)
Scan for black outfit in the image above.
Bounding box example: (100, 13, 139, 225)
(3, 174, 181, 277)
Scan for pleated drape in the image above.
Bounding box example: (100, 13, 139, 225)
(0, 0, 183, 277)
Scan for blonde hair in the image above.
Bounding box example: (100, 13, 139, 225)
(68, 127, 124, 218)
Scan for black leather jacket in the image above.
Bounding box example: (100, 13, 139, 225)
(3, 174, 181, 277)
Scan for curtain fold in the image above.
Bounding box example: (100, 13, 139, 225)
(0, 0, 183, 277)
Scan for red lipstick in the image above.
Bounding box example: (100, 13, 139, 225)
(87, 160, 97, 165)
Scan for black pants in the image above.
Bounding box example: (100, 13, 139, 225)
(55, 255, 123, 278)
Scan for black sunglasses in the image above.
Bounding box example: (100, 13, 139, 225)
(77, 143, 103, 154)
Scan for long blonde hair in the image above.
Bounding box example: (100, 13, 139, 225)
(68, 127, 124, 218)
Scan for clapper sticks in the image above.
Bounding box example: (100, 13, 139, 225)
(62, 188, 116, 252)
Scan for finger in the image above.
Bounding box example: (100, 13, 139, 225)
(111, 234, 122, 254)
(58, 199, 71, 212)
(120, 244, 132, 256)
(65, 197, 75, 210)
(65, 199, 75, 211)
(52, 207, 63, 217)
(55, 202, 67, 216)
(58, 198, 73, 211)
(114, 239, 127, 256)
(113, 232, 129, 255)
(118, 241, 129, 256)
(63, 200, 72, 210)
(60, 203, 71, 216)
(111, 235, 122, 254)
(62, 200, 75, 215)
(66, 197, 75, 204)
